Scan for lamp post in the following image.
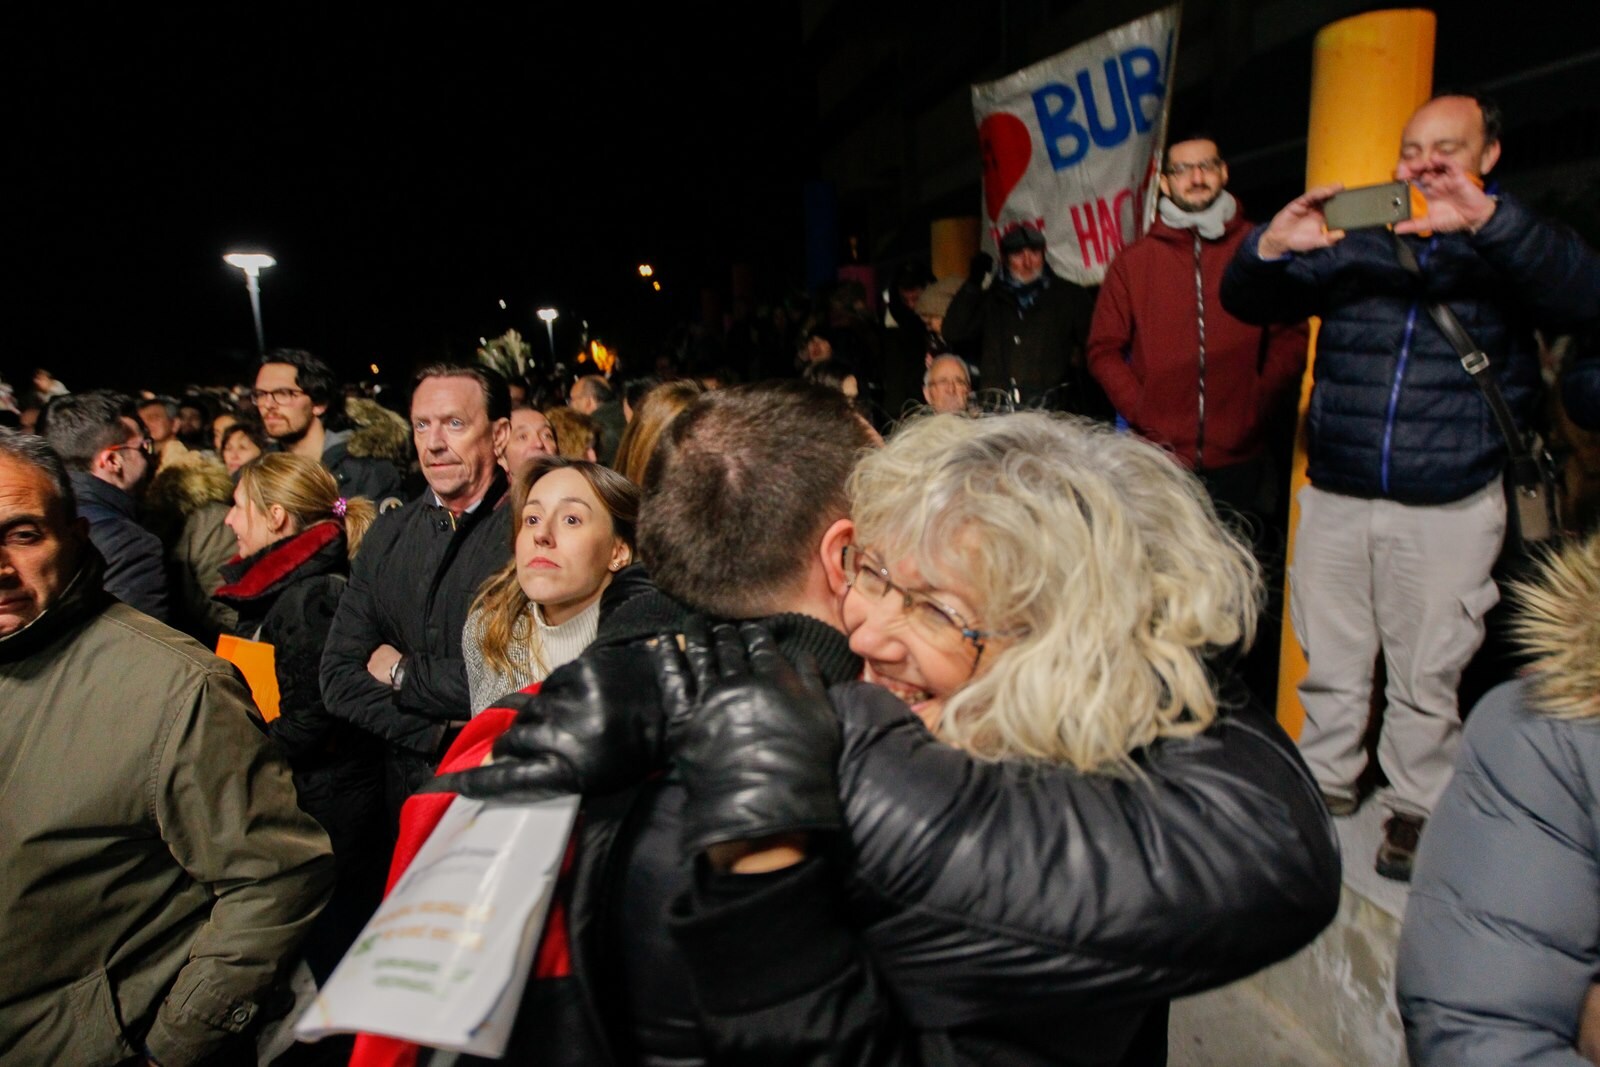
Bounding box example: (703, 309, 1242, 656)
(223, 252, 276, 354)
(536, 307, 559, 364)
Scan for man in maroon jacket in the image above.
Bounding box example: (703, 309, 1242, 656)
(1088, 136, 1308, 519)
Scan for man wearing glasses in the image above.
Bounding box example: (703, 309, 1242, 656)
(252, 349, 403, 504)
(1088, 135, 1307, 523)
(41, 390, 170, 622)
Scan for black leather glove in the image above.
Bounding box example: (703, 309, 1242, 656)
(968, 251, 994, 281)
(428, 644, 682, 801)
(655, 620, 843, 860)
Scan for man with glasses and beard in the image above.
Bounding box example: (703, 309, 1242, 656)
(1088, 135, 1308, 522)
(251, 348, 403, 503)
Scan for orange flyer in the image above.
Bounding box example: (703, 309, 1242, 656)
(215, 635, 281, 722)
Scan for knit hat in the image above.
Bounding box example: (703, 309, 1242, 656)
(999, 225, 1047, 254)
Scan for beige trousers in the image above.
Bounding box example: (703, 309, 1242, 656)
(1289, 480, 1505, 818)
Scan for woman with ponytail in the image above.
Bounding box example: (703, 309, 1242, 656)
(214, 452, 385, 983)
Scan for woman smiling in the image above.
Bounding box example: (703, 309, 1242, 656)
(463, 455, 639, 714)
(842, 410, 1258, 769)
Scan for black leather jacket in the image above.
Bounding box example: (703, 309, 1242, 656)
(456, 575, 1341, 1066)
(671, 683, 1342, 1066)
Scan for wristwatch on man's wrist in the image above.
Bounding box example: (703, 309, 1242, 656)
(389, 655, 407, 691)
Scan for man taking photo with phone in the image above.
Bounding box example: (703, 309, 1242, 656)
(1221, 93, 1600, 881)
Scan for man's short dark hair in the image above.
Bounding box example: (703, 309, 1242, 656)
(0, 427, 77, 519)
(1165, 131, 1221, 156)
(42, 391, 141, 471)
(640, 380, 876, 618)
(413, 364, 511, 422)
(1431, 90, 1503, 145)
(137, 395, 179, 420)
(259, 348, 345, 427)
(575, 375, 615, 405)
(624, 376, 663, 413)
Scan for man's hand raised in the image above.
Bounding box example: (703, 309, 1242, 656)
(1257, 183, 1347, 259)
(1394, 160, 1497, 235)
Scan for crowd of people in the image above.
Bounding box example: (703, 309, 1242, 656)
(4, 91, 1600, 1067)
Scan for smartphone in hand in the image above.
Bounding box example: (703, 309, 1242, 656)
(1324, 181, 1411, 232)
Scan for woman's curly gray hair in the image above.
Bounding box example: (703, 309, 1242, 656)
(849, 412, 1261, 772)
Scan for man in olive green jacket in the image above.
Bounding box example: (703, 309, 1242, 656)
(0, 429, 334, 1066)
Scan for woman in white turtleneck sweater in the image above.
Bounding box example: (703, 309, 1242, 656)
(463, 456, 640, 714)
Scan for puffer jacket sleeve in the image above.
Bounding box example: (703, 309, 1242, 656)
(834, 682, 1340, 1023)
(1219, 225, 1336, 326)
(142, 666, 334, 1067)
(1396, 679, 1600, 1067)
(1467, 193, 1600, 330)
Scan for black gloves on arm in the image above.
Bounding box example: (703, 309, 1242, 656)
(656, 620, 843, 860)
(428, 646, 681, 801)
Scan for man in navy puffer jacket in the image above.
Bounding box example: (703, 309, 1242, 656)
(1221, 93, 1600, 881)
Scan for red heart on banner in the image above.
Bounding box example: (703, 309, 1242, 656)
(979, 112, 1032, 223)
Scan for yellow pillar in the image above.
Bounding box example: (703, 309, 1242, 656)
(1278, 10, 1436, 737)
(930, 217, 980, 280)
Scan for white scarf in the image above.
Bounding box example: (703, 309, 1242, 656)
(1158, 190, 1238, 240)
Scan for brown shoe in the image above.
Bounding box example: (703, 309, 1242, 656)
(1376, 813, 1425, 882)
(1321, 790, 1359, 818)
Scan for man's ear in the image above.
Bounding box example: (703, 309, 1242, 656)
(1480, 139, 1501, 177)
(94, 447, 123, 482)
(819, 516, 855, 598)
(491, 417, 512, 457)
(313, 401, 329, 421)
(1158, 172, 1172, 200)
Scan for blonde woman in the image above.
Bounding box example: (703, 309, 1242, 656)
(212, 452, 380, 982)
(463, 455, 639, 713)
(842, 411, 1259, 768)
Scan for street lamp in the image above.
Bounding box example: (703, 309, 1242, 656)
(536, 307, 559, 364)
(223, 252, 276, 354)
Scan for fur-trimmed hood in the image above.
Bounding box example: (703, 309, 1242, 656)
(342, 397, 412, 466)
(1512, 535, 1600, 720)
(143, 459, 234, 544)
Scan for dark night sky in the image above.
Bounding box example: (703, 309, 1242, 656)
(11, 6, 809, 392)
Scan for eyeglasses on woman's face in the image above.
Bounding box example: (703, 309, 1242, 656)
(842, 544, 1013, 671)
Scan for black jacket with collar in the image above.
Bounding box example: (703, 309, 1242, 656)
(319, 469, 511, 761)
(69, 470, 170, 623)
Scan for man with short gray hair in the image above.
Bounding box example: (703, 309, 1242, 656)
(0, 428, 332, 1066)
(922, 354, 972, 414)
